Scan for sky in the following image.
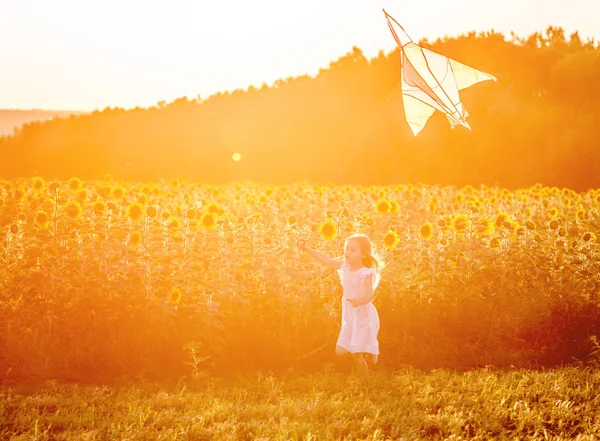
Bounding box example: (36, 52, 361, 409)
(1, 0, 598, 111)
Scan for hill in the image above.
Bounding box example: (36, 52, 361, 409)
(1, 27, 598, 189)
(0, 109, 86, 137)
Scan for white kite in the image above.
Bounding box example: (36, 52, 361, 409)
(383, 9, 497, 136)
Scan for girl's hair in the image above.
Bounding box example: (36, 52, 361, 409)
(346, 234, 384, 273)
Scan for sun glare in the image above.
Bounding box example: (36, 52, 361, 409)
(232, 152, 241, 162)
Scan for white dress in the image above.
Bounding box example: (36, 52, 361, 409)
(336, 262, 380, 355)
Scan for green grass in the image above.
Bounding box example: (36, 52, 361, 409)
(2, 366, 600, 440)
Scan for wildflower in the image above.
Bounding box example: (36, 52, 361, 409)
(419, 222, 434, 240)
(200, 212, 217, 231)
(126, 202, 144, 222)
(64, 200, 83, 220)
(451, 213, 471, 234)
(35, 210, 51, 228)
(383, 230, 400, 249)
(68, 177, 83, 191)
(319, 218, 338, 241)
(375, 199, 392, 214)
(129, 231, 143, 248)
(168, 287, 182, 306)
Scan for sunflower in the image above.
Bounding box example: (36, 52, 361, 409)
(9, 224, 18, 235)
(64, 200, 82, 220)
(112, 186, 125, 201)
(549, 219, 559, 230)
(474, 217, 494, 236)
(35, 210, 51, 228)
(419, 222, 434, 240)
(582, 232, 597, 242)
(126, 202, 143, 222)
(205, 202, 223, 215)
(200, 212, 217, 231)
(68, 177, 83, 192)
(489, 236, 502, 250)
(375, 199, 392, 214)
(168, 287, 182, 306)
(32, 176, 46, 192)
(383, 230, 400, 249)
(93, 200, 107, 216)
(146, 206, 157, 218)
(319, 218, 338, 241)
(389, 200, 400, 214)
(129, 231, 143, 248)
(494, 212, 511, 229)
(525, 220, 536, 231)
(451, 213, 471, 234)
(77, 189, 88, 203)
(548, 207, 560, 219)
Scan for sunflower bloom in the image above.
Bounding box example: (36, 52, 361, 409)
(419, 222, 434, 240)
(583, 232, 596, 242)
(168, 287, 182, 306)
(146, 206, 157, 218)
(389, 200, 400, 214)
(93, 200, 107, 216)
(35, 210, 51, 228)
(32, 176, 46, 192)
(489, 236, 502, 250)
(68, 177, 83, 192)
(319, 218, 338, 241)
(475, 217, 494, 236)
(452, 213, 471, 234)
(383, 230, 400, 249)
(200, 212, 217, 231)
(525, 220, 536, 231)
(126, 202, 143, 222)
(494, 212, 511, 229)
(64, 200, 83, 220)
(129, 230, 143, 248)
(548, 207, 560, 219)
(375, 199, 392, 214)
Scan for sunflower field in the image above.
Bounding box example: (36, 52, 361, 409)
(1, 177, 599, 382)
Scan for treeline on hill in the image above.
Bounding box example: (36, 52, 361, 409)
(1, 27, 598, 189)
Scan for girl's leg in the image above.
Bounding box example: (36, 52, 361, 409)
(351, 353, 368, 375)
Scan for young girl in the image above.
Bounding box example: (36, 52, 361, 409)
(297, 234, 382, 374)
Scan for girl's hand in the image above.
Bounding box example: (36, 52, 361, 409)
(296, 239, 307, 251)
(347, 298, 361, 307)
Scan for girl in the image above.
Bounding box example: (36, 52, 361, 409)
(297, 234, 382, 374)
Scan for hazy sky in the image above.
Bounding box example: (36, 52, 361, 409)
(1, 0, 597, 111)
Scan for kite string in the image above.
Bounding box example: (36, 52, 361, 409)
(334, 80, 401, 183)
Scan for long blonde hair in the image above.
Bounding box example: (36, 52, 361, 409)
(345, 234, 384, 273)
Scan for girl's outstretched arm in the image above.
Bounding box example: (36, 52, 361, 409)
(297, 240, 343, 269)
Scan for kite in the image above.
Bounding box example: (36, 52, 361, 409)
(383, 9, 497, 136)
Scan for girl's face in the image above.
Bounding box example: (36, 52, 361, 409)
(344, 239, 364, 265)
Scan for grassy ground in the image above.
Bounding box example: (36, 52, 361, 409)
(2, 366, 599, 440)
